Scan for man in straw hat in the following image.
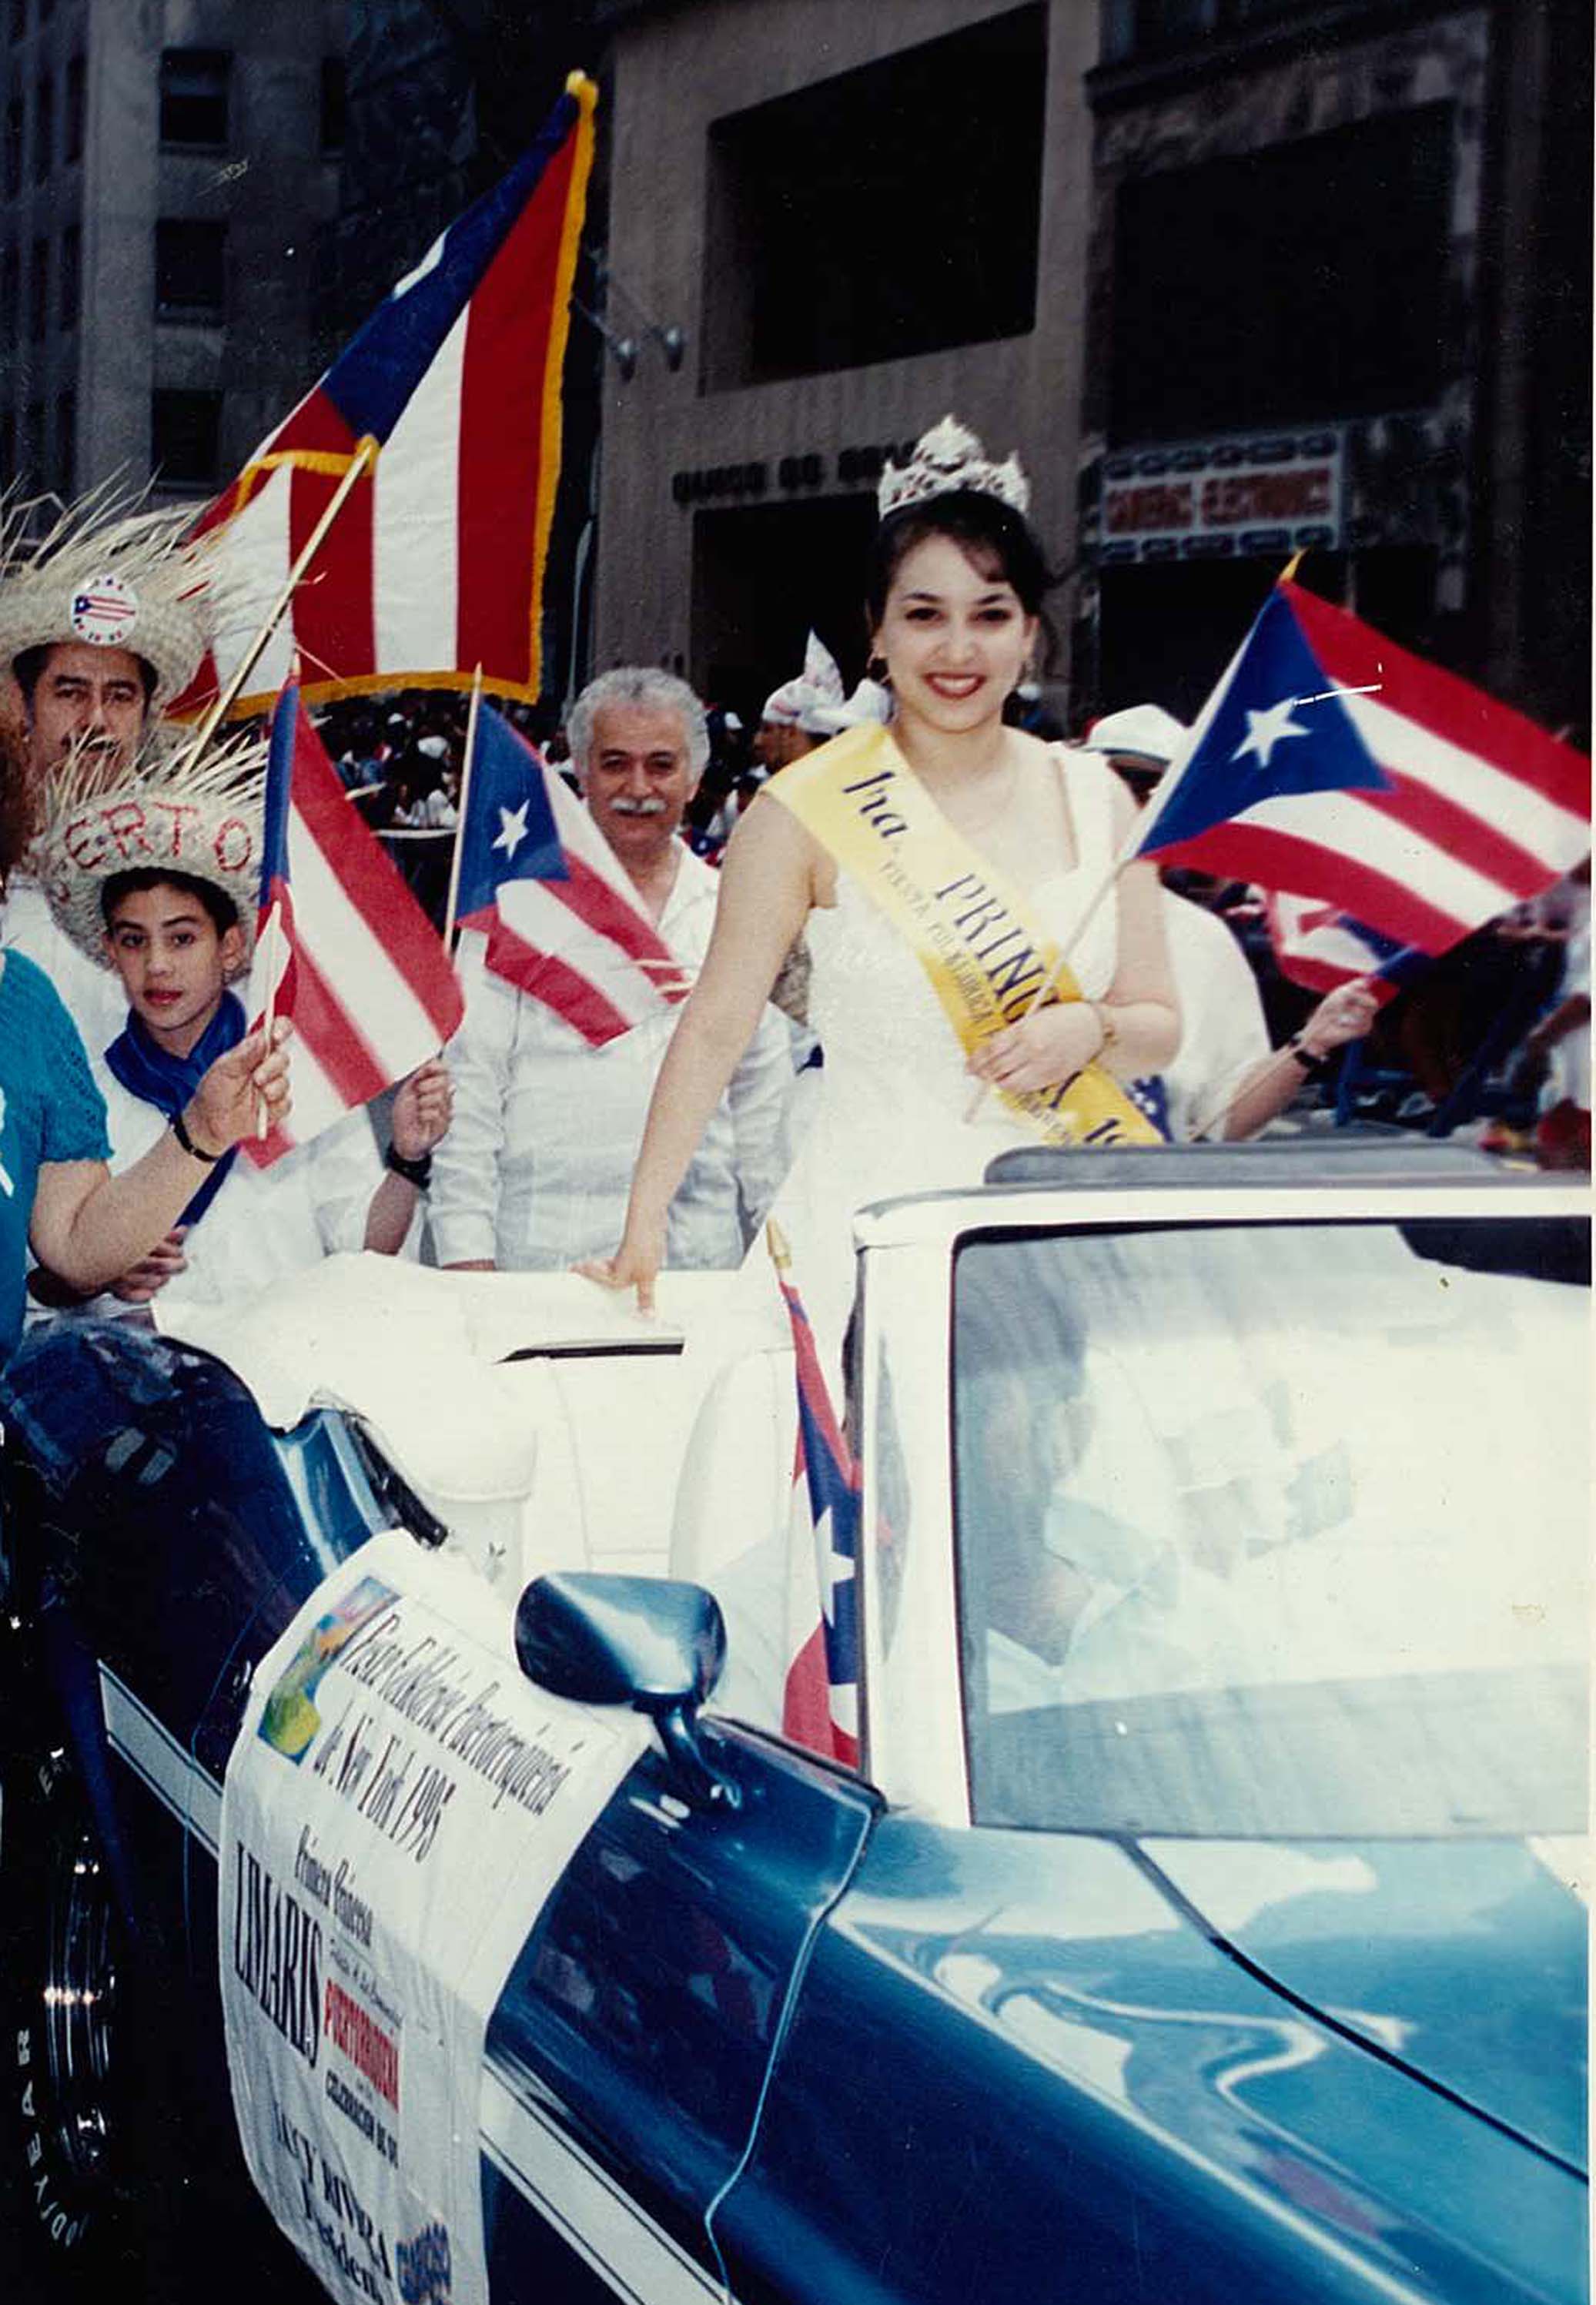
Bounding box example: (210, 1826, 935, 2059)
(28, 735, 453, 1314)
(0, 489, 224, 1044)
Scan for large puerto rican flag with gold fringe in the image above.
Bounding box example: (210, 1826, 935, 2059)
(173, 74, 597, 721)
(245, 680, 463, 1168)
(1136, 580, 1590, 957)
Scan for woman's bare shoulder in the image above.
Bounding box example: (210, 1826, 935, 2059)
(726, 785, 833, 908)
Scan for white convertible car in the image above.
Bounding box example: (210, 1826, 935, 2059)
(0, 1142, 1586, 2305)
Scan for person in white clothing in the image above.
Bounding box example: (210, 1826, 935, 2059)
(430, 669, 795, 1272)
(28, 741, 453, 1316)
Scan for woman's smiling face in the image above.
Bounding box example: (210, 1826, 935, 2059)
(874, 533, 1037, 738)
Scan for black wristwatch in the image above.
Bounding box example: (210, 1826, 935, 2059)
(385, 1142, 433, 1189)
(171, 1106, 222, 1163)
(1286, 1034, 1330, 1079)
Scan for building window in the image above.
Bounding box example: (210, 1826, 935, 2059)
(0, 243, 15, 333)
(32, 73, 50, 182)
(156, 219, 226, 319)
(1109, 105, 1455, 441)
(0, 408, 14, 482)
(64, 52, 83, 162)
(58, 217, 76, 329)
(151, 388, 222, 487)
(8, 0, 25, 44)
(54, 386, 73, 493)
(320, 57, 346, 155)
(701, 3, 1046, 390)
(1102, 0, 1329, 61)
(28, 232, 45, 340)
(4, 98, 20, 196)
(159, 49, 229, 148)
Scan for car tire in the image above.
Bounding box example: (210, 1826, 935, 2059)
(0, 1731, 185, 2297)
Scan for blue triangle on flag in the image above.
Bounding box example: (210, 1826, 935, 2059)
(453, 704, 567, 918)
(1140, 590, 1393, 855)
(323, 85, 582, 444)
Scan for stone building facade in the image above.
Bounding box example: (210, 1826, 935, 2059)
(0, 0, 346, 504)
(594, 0, 1588, 734)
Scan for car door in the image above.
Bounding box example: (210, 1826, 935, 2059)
(480, 1718, 878, 2304)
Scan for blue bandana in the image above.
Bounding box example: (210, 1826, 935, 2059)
(104, 990, 246, 1226)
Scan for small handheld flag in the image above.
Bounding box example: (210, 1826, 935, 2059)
(771, 1224, 860, 1769)
(246, 681, 464, 1167)
(1136, 580, 1590, 958)
(454, 705, 692, 1048)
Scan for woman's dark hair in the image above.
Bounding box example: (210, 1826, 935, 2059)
(865, 488, 1056, 630)
(0, 723, 33, 894)
(101, 866, 239, 938)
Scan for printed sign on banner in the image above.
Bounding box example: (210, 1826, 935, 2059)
(220, 1527, 651, 2305)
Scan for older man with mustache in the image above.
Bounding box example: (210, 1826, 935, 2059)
(430, 668, 796, 1272)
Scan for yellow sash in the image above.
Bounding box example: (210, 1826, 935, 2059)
(769, 724, 1160, 1148)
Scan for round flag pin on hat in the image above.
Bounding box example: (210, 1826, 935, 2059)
(69, 570, 142, 649)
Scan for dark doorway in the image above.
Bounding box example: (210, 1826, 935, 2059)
(692, 496, 878, 729)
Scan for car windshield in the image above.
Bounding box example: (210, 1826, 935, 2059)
(952, 1217, 1588, 1839)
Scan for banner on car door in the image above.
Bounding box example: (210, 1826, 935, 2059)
(220, 1526, 650, 2305)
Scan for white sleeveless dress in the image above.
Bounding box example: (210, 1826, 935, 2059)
(751, 746, 1123, 1377)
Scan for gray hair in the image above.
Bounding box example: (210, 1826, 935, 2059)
(567, 667, 710, 778)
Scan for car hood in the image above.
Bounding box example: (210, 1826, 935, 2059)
(1139, 1836, 1588, 2173)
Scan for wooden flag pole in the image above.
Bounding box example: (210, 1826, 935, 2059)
(441, 664, 485, 952)
(177, 433, 381, 768)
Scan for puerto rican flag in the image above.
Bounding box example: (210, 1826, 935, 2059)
(776, 1250, 860, 1769)
(1265, 892, 1427, 1002)
(172, 75, 597, 720)
(453, 704, 691, 1046)
(246, 681, 463, 1167)
(1136, 581, 1591, 955)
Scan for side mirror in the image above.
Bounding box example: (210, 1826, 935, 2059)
(515, 1573, 738, 1808)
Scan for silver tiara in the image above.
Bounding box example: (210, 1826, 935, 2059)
(877, 417, 1031, 521)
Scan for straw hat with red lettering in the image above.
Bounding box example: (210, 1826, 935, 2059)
(35, 729, 266, 971)
(0, 484, 219, 716)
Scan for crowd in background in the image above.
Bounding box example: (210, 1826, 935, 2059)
(316, 671, 1589, 1163)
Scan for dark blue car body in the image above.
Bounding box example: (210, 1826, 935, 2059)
(0, 1156, 1586, 2305)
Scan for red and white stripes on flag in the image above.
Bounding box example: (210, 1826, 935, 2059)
(454, 705, 693, 1047)
(170, 76, 597, 719)
(244, 685, 463, 1168)
(1137, 580, 1591, 958)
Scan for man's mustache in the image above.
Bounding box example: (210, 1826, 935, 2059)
(607, 794, 669, 816)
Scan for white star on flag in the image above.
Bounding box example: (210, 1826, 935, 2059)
(816, 1509, 855, 1627)
(493, 801, 530, 861)
(1233, 695, 1310, 772)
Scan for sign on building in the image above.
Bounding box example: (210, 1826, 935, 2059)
(1098, 430, 1343, 563)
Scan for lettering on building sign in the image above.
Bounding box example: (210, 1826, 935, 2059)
(1096, 430, 1345, 560)
(671, 439, 920, 506)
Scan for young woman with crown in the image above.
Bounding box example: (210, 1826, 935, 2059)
(583, 418, 1180, 1367)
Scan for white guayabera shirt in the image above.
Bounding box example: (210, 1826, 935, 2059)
(430, 843, 796, 1272)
